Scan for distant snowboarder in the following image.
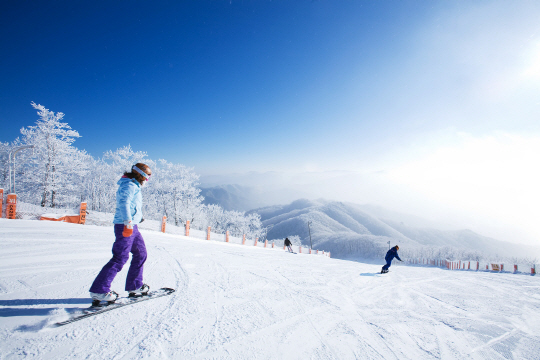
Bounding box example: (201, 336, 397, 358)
(89, 163, 153, 305)
(381, 245, 402, 273)
(284, 237, 293, 253)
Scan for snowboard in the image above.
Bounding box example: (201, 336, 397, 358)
(54, 287, 175, 327)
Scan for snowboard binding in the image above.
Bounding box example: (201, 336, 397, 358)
(128, 293, 148, 298)
(90, 290, 119, 307)
(128, 284, 150, 298)
(91, 299, 117, 307)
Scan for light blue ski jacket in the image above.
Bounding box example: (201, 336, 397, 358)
(113, 176, 143, 224)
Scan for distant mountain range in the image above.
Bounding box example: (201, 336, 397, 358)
(251, 199, 539, 260)
(200, 184, 265, 211)
(200, 185, 539, 260)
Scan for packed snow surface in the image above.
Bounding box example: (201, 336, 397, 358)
(1, 219, 539, 359)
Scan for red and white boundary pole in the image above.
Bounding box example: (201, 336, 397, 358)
(79, 202, 87, 224)
(7, 194, 16, 219)
(161, 216, 167, 233)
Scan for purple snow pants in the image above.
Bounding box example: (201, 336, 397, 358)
(89, 224, 147, 293)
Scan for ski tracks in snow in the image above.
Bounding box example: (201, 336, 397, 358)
(107, 240, 190, 359)
(2, 221, 540, 359)
(273, 268, 341, 359)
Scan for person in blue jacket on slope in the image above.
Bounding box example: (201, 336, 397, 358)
(381, 245, 402, 273)
(89, 163, 152, 304)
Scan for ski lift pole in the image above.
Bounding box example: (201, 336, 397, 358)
(8, 145, 34, 194)
(308, 221, 313, 250)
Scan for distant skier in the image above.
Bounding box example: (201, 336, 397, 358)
(284, 237, 293, 253)
(381, 245, 402, 273)
(89, 163, 152, 304)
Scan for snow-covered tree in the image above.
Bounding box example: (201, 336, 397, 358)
(102, 145, 150, 178)
(149, 159, 204, 227)
(80, 157, 116, 212)
(81, 145, 151, 213)
(229, 211, 263, 239)
(18, 102, 90, 207)
(204, 204, 226, 232)
(201, 205, 262, 238)
(0, 141, 11, 190)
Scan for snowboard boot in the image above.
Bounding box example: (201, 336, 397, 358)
(128, 284, 150, 298)
(90, 290, 119, 306)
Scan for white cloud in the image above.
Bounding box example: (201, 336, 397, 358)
(384, 132, 540, 245)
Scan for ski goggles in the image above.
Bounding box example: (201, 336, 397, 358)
(132, 165, 151, 180)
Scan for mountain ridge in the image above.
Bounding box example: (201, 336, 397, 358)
(249, 199, 539, 260)
(199, 184, 539, 260)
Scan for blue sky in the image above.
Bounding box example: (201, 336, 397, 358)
(0, 1, 473, 170)
(2, 1, 540, 243)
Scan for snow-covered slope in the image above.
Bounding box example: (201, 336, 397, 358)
(1, 219, 539, 359)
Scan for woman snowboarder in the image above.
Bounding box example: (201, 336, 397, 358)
(89, 163, 152, 304)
